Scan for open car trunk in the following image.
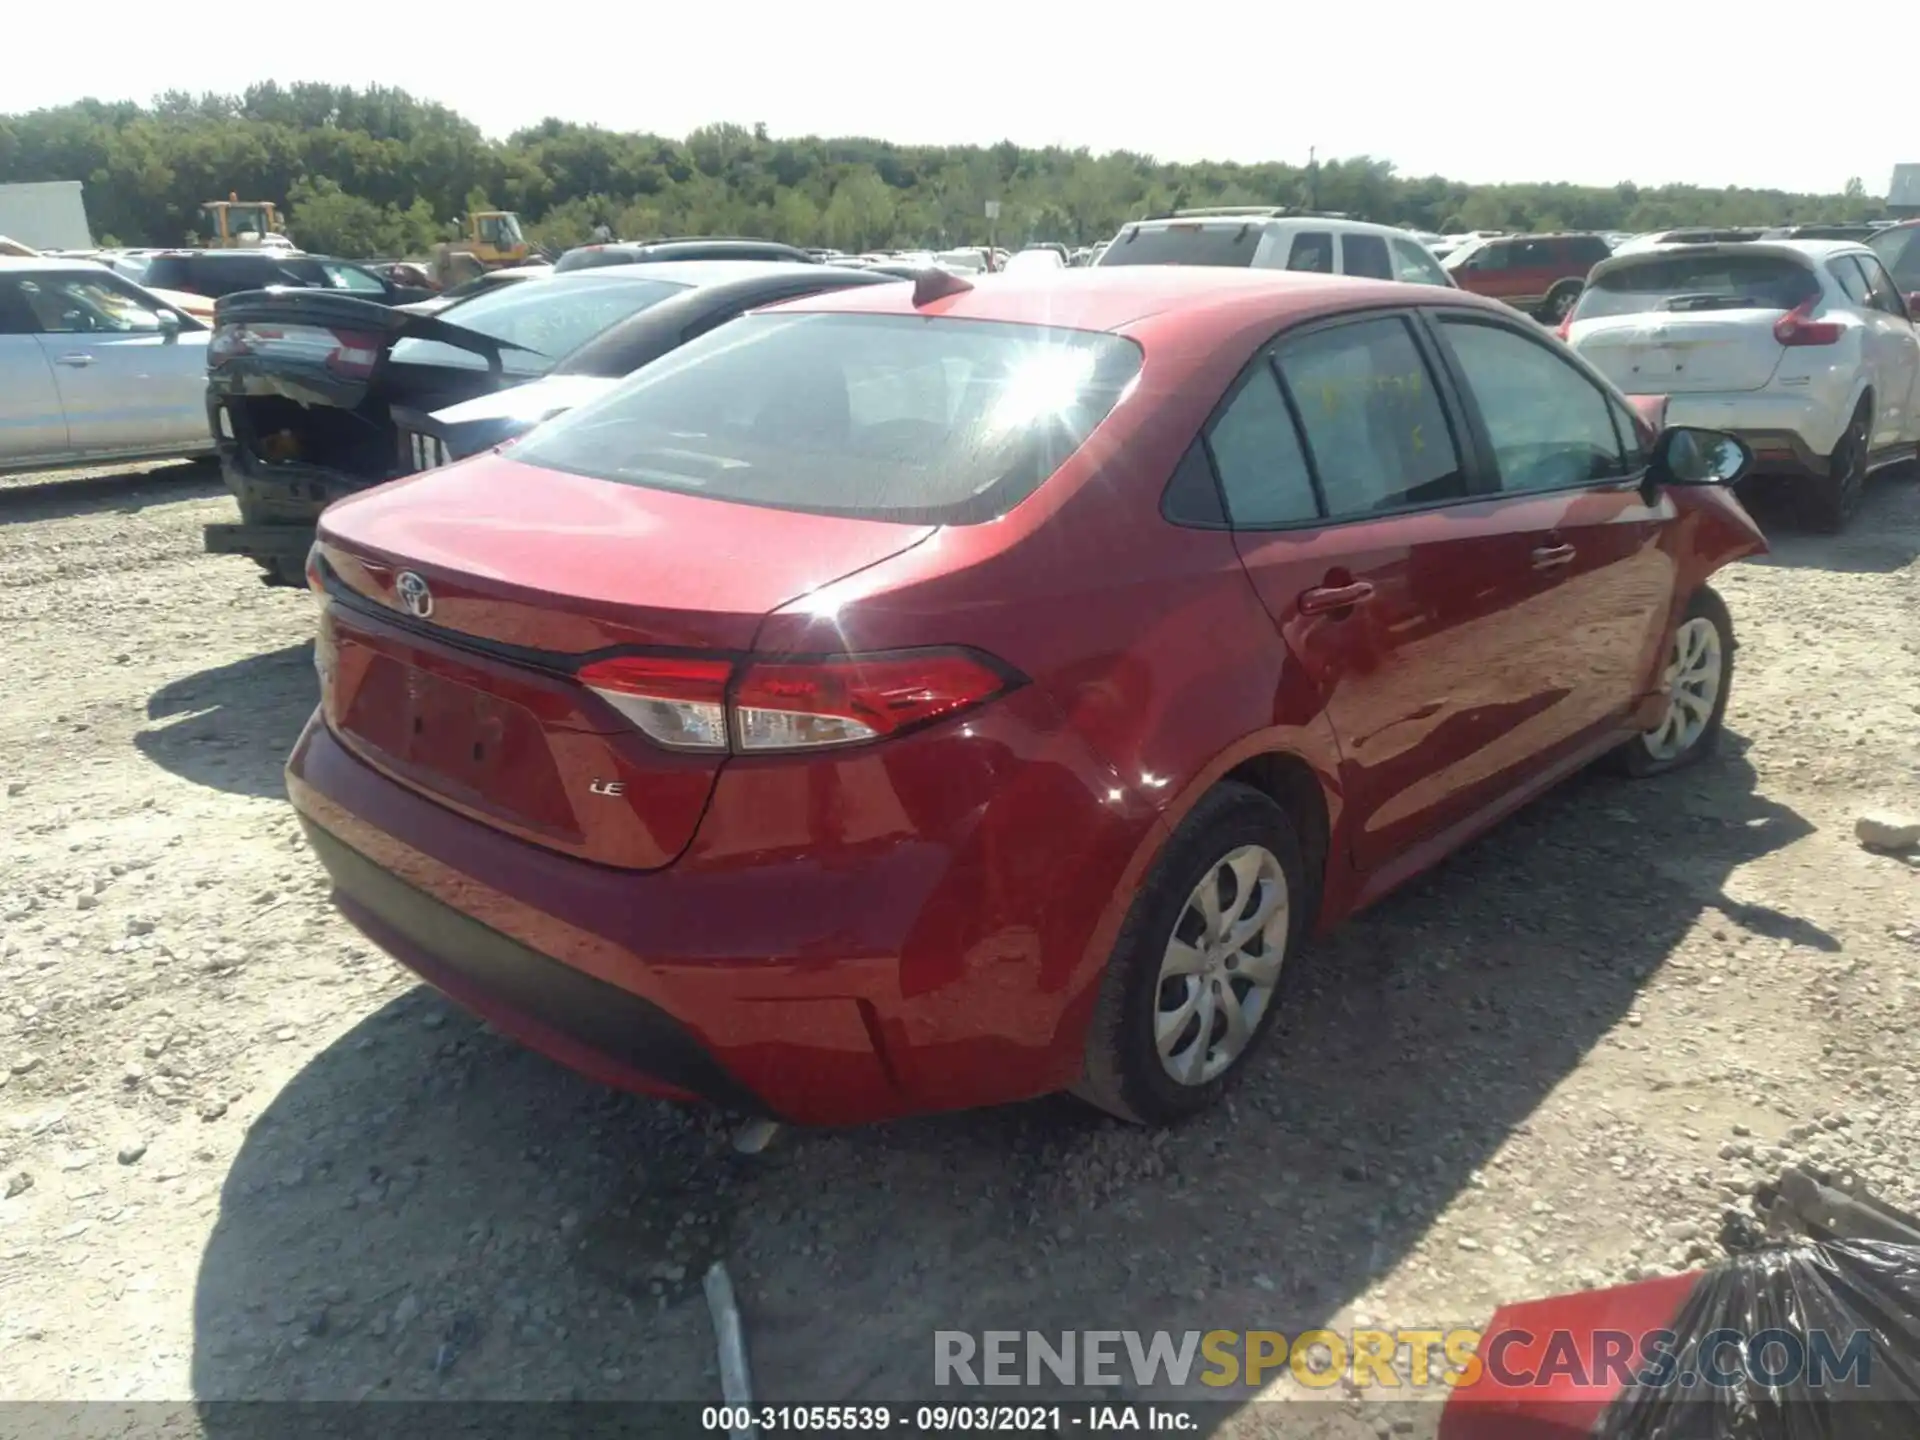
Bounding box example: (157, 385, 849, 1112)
(203, 290, 530, 582)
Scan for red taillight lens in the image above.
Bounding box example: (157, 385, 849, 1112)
(732, 651, 1014, 752)
(325, 328, 384, 379)
(1554, 314, 1573, 341)
(576, 649, 1016, 753)
(1774, 300, 1843, 347)
(577, 655, 734, 751)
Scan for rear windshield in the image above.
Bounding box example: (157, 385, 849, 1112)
(1096, 224, 1258, 268)
(1869, 227, 1920, 287)
(1575, 252, 1819, 320)
(393, 275, 691, 376)
(512, 312, 1144, 524)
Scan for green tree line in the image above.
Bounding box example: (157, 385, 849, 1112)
(0, 83, 1890, 258)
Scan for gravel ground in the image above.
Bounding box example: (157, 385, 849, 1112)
(0, 459, 1916, 1432)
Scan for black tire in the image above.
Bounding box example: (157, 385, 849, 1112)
(254, 554, 305, 588)
(1611, 586, 1735, 778)
(1542, 281, 1582, 325)
(1075, 782, 1309, 1125)
(1804, 400, 1869, 533)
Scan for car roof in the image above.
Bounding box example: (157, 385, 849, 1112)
(0, 256, 126, 274)
(1118, 213, 1419, 241)
(762, 266, 1501, 333)
(1602, 238, 1863, 262)
(531, 259, 841, 288)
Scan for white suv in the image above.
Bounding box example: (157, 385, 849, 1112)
(1093, 208, 1453, 288)
(1564, 240, 1920, 530)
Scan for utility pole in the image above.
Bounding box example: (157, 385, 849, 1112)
(1304, 146, 1317, 211)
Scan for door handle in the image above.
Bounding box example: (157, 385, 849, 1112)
(1531, 543, 1577, 571)
(53, 353, 96, 367)
(1298, 580, 1376, 615)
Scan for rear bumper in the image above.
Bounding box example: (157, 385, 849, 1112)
(300, 815, 773, 1115)
(204, 439, 371, 569)
(285, 695, 1156, 1126)
(1656, 392, 1847, 477)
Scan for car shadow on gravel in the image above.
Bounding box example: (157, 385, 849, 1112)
(189, 730, 1825, 1427)
(137, 642, 316, 798)
(0, 457, 221, 518)
(1739, 467, 1920, 575)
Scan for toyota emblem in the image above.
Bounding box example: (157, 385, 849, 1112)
(395, 571, 433, 619)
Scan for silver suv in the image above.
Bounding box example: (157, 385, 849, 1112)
(1093, 207, 1454, 287)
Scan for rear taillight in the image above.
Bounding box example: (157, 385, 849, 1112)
(576, 649, 1017, 754)
(325, 328, 383, 379)
(207, 324, 253, 365)
(1774, 300, 1843, 347)
(1554, 312, 1574, 341)
(578, 655, 733, 752)
(304, 543, 325, 599)
(732, 652, 1012, 751)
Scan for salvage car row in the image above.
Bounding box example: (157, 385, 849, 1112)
(0, 233, 1906, 1130)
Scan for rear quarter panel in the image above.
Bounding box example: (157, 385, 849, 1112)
(749, 299, 1353, 1058)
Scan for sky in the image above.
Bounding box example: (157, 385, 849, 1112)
(6, 2, 1907, 197)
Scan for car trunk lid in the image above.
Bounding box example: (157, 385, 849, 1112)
(1572, 310, 1788, 394)
(207, 289, 528, 482)
(312, 452, 937, 868)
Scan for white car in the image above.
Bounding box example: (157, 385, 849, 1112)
(0, 257, 213, 475)
(1564, 240, 1920, 530)
(1003, 248, 1067, 275)
(1095, 208, 1453, 287)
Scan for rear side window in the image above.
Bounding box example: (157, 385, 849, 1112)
(1565, 236, 1612, 266)
(1854, 253, 1907, 316)
(1576, 253, 1818, 320)
(1095, 225, 1258, 268)
(1204, 367, 1318, 525)
(1287, 233, 1335, 273)
(1868, 227, 1920, 288)
(1830, 258, 1871, 305)
(1274, 316, 1464, 517)
(511, 312, 1144, 525)
(0, 280, 38, 335)
(1342, 234, 1392, 280)
(1390, 239, 1451, 287)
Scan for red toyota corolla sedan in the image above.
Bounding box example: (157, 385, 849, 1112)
(287, 267, 1765, 1127)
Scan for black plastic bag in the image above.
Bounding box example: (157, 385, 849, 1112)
(1594, 1239, 1920, 1439)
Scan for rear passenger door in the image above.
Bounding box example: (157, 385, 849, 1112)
(1216, 311, 1575, 876)
(0, 278, 70, 463)
(1846, 253, 1920, 447)
(1425, 309, 1672, 749)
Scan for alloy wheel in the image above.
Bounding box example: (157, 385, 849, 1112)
(1641, 616, 1724, 762)
(1154, 845, 1289, 1086)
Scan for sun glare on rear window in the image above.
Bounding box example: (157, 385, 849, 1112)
(509, 313, 1144, 524)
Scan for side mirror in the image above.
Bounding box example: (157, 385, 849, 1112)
(1650, 426, 1750, 488)
(157, 309, 182, 340)
(1904, 293, 1920, 321)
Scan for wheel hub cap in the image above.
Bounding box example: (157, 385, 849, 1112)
(1154, 844, 1289, 1087)
(1641, 616, 1723, 761)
